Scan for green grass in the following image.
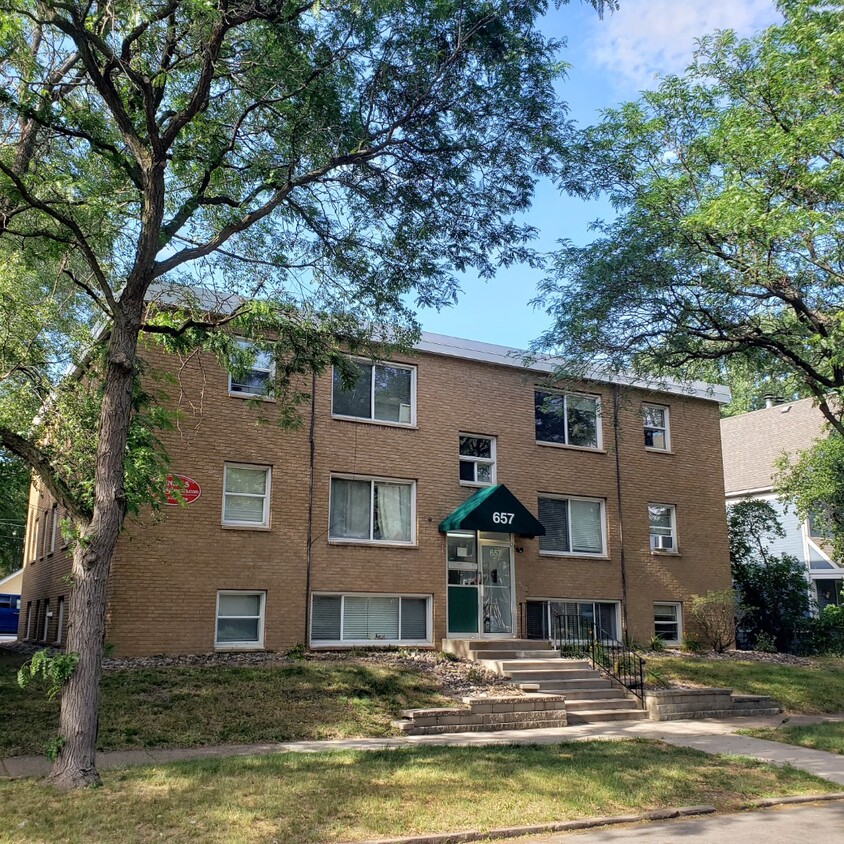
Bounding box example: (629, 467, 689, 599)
(0, 650, 450, 757)
(0, 741, 837, 844)
(646, 654, 844, 714)
(741, 722, 844, 755)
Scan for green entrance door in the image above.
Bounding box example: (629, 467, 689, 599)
(446, 532, 514, 637)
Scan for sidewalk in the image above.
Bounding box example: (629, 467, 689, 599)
(3, 713, 844, 782)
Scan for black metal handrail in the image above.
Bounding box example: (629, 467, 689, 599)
(554, 614, 646, 706)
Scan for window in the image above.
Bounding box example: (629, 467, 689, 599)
(25, 602, 32, 639)
(526, 599, 619, 642)
(32, 519, 39, 561)
(538, 496, 606, 556)
(311, 594, 430, 644)
(332, 360, 415, 425)
(222, 464, 271, 528)
(643, 404, 670, 450)
(228, 340, 274, 397)
(459, 435, 496, 486)
(215, 591, 266, 648)
(808, 509, 834, 540)
(654, 603, 682, 643)
(42, 599, 50, 641)
(49, 504, 58, 553)
(329, 476, 415, 544)
(534, 390, 600, 449)
(649, 504, 677, 552)
(55, 597, 65, 645)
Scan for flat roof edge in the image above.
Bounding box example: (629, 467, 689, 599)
(415, 332, 731, 404)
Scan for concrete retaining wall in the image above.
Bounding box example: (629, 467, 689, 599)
(645, 688, 780, 721)
(394, 695, 567, 735)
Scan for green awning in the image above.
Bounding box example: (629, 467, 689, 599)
(438, 484, 546, 536)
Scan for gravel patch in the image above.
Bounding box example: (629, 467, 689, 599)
(1, 642, 521, 700)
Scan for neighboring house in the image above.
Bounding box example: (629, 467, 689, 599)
(0, 568, 23, 635)
(721, 397, 844, 611)
(19, 332, 732, 655)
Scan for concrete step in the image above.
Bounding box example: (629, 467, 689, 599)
(473, 650, 560, 661)
(567, 709, 648, 724)
(564, 697, 640, 711)
(504, 671, 608, 685)
(538, 687, 628, 700)
(460, 639, 554, 651)
(498, 663, 599, 676)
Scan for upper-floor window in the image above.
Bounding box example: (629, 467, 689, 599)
(538, 495, 606, 556)
(332, 360, 415, 426)
(222, 464, 271, 528)
(228, 340, 274, 398)
(49, 504, 58, 554)
(643, 404, 670, 451)
(649, 503, 677, 552)
(459, 435, 496, 486)
(534, 390, 601, 449)
(329, 475, 415, 544)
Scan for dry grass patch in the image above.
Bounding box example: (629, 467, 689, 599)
(0, 741, 837, 844)
(0, 650, 450, 756)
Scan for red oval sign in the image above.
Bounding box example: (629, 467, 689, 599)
(164, 474, 202, 506)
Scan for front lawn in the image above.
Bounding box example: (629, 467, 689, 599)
(0, 649, 450, 757)
(741, 722, 844, 755)
(646, 654, 844, 714)
(1, 741, 837, 844)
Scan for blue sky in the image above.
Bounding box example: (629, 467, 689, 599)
(417, 0, 782, 348)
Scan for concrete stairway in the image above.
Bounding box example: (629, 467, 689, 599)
(442, 639, 647, 724)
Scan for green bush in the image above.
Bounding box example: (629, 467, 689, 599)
(754, 632, 778, 653)
(681, 633, 707, 654)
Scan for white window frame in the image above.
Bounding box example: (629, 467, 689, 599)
(643, 403, 671, 451)
(328, 474, 416, 546)
(42, 599, 50, 641)
(32, 519, 39, 561)
(331, 358, 417, 428)
(55, 597, 65, 645)
(221, 463, 272, 529)
(649, 503, 678, 553)
(458, 433, 497, 487)
(227, 339, 275, 399)
(537, 494, 608, 558)
(534, 389, 603, 451)
(215, 590, 266, 650)
(25, 601, 32, 639)
(528, 597, 621, 643)
(310, 592, 432, 646)
(49, 504, 58, 554)
(654, 602, 682, 644)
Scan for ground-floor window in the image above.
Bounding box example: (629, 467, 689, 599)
(24, 601, 32, 639)
(526, 599, 619, 642)
(653, 602, 682, 644)
(311, 593, 430, 645)
(815, 578, 844, 612)
(55, 597, 65, 645)
(215, 591, 266, 649)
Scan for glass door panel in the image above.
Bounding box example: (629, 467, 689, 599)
(480, 543, 513, 635)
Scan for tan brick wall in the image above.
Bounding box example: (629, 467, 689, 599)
(19, 344, 731, 655)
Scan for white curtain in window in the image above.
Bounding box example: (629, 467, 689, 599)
(374, 482, 411, 541)
(330, 478, 371, 539)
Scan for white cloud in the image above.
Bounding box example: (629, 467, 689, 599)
(589, 0, 781, 91)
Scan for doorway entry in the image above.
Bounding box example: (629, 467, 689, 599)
(447, 531, 514, 638)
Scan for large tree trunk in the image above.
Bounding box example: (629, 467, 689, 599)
(46, 311, 141, 789)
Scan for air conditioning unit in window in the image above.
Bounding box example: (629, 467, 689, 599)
(652, 535, 674, 551)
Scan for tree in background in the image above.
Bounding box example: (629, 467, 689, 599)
(728, 499, 812, 652)
(0, 453, 28, 577)
(0, 0, 609, 788)
(535, 0, 844, 433)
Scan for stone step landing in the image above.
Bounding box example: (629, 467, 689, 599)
(394, 695, 567, 735)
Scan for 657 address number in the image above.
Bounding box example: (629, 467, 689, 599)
(492, 512, 515, 525)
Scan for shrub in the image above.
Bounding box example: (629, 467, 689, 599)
(687, 591, 741, 653)
(681, 633, 707, 654)
(753, 632, 777, 653)
(648, 635, 666, 652)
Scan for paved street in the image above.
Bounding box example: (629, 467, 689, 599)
(527, 801, 844, 843)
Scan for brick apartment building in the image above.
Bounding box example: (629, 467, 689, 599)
(18, 332, 732, 655)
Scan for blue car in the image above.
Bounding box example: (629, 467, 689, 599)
(0, 594, 20, 635)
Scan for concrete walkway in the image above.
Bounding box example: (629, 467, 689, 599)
(3, 713, 844, 782)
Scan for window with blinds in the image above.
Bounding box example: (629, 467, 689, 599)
(538, 496, 605, 556)
(311, 594, 430, 643)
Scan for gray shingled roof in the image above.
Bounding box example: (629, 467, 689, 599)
(721, 397, 827, 494)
